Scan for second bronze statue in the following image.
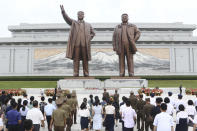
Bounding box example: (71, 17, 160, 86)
(60, 5, 95, 77)
(113, 14, 141, 77)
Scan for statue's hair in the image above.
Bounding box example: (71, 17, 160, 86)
(77, 11, 84, 14)
(121, 13, 128, 16)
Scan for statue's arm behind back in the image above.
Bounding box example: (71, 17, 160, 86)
(134, 26, 141, 42)
(90, 25, 95, 40)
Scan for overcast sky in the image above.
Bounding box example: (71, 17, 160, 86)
(0, 0, 197, 37)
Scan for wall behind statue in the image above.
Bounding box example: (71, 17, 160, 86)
(0, 22, 197, 76)
(0, 44, 196, 76)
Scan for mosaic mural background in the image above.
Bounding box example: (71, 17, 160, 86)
(34, 48, 170, 75)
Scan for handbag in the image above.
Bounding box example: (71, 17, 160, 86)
(103, 119, 106, 127)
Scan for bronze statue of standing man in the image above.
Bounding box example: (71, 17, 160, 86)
(113, 14, 140, 77)
(60, 5, 95, 77)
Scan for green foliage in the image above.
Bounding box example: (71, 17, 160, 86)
(0, 81, 57, 89)
(148, 80, 197, 88)
(0, 75, 197, 81)
(140, 75, 197, 80)
(0, 76, 65, 81)
(0, 76, 197, 89)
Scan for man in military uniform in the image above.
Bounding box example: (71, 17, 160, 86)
(50, 99, 66, 131)
(143, 98, 155, 131)
(66, 94, 74, 131)
(129, 91, 138, 110)
(103, 89, 109, 101)
(113, 89, 119, 103)
(61, 98, 72, 130)
(136, 94, 146, 131)
(71, 91, 78, 124)
(113, 89, 120, 127)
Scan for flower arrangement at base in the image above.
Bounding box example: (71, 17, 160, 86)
(0, 89, 26, 96)
(45, 89, 55, 96)
(185, 88, 197, 95)
(138, 87, 163, 96)
(185, 88, 192, 95)
(45, 89, 70, 96)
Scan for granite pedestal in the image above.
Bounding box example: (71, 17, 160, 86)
(57, 78, 148, 89)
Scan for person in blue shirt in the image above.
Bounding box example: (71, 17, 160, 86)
(6, 102, 21, 131)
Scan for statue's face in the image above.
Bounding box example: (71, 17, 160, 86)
(78, 11, 84, 20)
(121, 14, 128, 23)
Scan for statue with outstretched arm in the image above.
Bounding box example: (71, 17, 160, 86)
(60, 5, 95, 77)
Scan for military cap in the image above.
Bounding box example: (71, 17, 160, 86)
(56, 98, 63, 105)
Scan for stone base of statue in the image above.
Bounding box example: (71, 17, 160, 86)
(57, 77, 148, 89)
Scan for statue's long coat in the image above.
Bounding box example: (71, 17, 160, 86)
(66, 20, 95, 61)
(112, 23, 140, 55)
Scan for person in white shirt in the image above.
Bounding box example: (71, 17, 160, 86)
(164, 97, 174, 116)
(20, 100, 29, 118)
(44, 98, 56, 131)
(120, 97, 127, 130)
(186, 100, 196, 127)
(168, 92, 175, 107)
(194, 94, 197, 107)
(175, 104, 188, 131)
(193, 114, 197, 131)
(175, 94, 186, 112)
(0, 111, 3, 131)
(40, 89, 44, 97)
(22, 93, 29, 105)
(150, 93, 156, 106)
(92, 99, 102, 131)
(78, 102, 90, 131)
(186, 100, 197, 116)
(153, 103, 174, 131)
(122, 100, 137, 131)
(26, 100, 45, 131)
(20, 100, 29, 131)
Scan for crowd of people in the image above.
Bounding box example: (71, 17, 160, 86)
(0, 88, 197, 131)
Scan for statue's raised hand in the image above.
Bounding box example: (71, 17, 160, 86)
(60, 5, 65, 12)
(60, 4, 72, 25)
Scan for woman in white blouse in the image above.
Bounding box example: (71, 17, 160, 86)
(103, 99, 115, 131)
(20, 100, 29, 131)
(78, 102, 90, 131)
(175, 104, 188, 131)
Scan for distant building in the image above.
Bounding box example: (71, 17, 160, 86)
(0, 22, 196, 76)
